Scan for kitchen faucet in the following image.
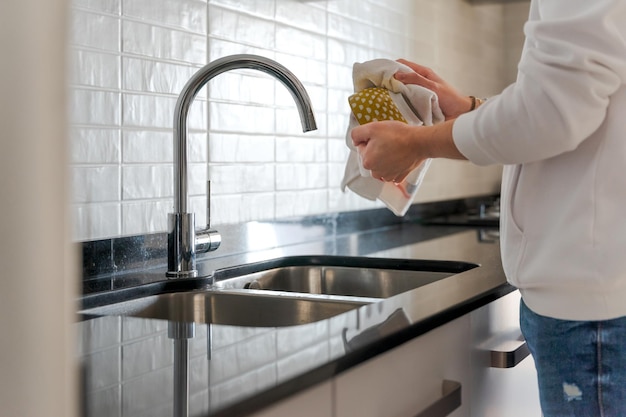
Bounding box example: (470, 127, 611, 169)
(167, 54, 317, 278)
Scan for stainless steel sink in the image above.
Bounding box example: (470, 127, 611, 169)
(80, 256, 478, 327)
(214, 256, 478, 299)
(81, 290, 368, 327)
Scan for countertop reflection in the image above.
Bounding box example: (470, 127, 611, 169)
(77, 223, 510, 417)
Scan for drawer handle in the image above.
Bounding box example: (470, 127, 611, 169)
(489, 334, 530, 368)
(414, 380, 461, 417)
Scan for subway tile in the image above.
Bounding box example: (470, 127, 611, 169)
(122, 317, 168, 341)
(73, 0, 120, 14)
(327, 13, 363, 43)
(327, 112, 349, 138)
(327, 139, 349, 163)
(70, 9, 120, 51)
(124, 0, 207, 34)
(122, 130, 206, 164)
(72, 203, 122, 240)
(275, 189, 327, 218)
(328, 161, 348, 188)
(276, 137, 326, 163)
(276, 1, 326, 34)
(69, 90, 121, 126)
(83, 347, 121, 391)
(122, 57, 202, 96)
(122, 93, 206, 130)
(327, 1, 372, 23)
(208, 5, 275, 49)
(71, 128, 121, 164)
(209, 102, 274, 134)
(122, 366, 172, 415)
(276, 25, 326, 60)
(73, 166, 120, 203)
(209, 325, 273, 350)
(275, 163, 327, 191)
(69, 49, 120, 89)
(121, 199, 171, 235)
(208, 71, 275, 105)
(133, 402, 172, 417)
(188, 324, 209, 358)
(276, 107, 327, 137)
(326, 62, 352, 89)
(122, 164, 172, 199)
(276, 321, 328, 357)
(122, 130, 171, 163)
(277, 342, 329, 382)
(208, 164, 274, 194)
(76, 315, 121, 354)
(210, 193, 275, 225)
(122, 333, 173, 379)
(189, 355, 209, 395)
(209, 364, 277, 412)
(208, 133, 274, 163)
(208, 38, 275, 62)
(208, 330, 276, 384)
(208, 0, 275, 19)
(122, 20, 206, 64)
(327, 87, 351, 115)
(274, 53, 327, 86)
(189, 389, 210, 417)
(85, 385, 121, 417)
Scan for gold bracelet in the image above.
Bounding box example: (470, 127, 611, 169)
(469, 96, 486, 111)
(469, 95, 477, 111)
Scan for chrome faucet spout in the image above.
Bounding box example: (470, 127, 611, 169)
(167, 54, 317, 278)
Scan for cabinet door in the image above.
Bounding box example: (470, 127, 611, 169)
(247, 381, 333, 417)
(335, 315, 471, 417)
(469, 291, 542, 417)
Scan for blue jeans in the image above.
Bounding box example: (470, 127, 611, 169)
(520, 299, 626, 417)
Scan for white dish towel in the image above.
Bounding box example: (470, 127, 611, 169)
(341, 59, 445, 216)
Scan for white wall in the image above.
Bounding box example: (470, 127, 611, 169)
(68, 0, 529, 241)
(0, 1, 78, 416)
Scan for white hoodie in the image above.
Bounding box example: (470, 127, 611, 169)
(453, 0, 626, 320)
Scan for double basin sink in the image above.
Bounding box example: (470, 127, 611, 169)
(80, 255, 477, 327)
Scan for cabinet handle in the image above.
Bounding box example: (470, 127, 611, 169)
(489, 334, 530, 368)
(413, 380, 461, 417)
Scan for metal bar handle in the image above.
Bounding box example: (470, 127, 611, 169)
(414, 380, 462, 417)
(489, 335, 530, 368)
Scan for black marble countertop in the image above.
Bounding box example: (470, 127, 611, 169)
(77, 221, 511, 417)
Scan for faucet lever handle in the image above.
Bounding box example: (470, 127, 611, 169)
(195, 228, 221, 253)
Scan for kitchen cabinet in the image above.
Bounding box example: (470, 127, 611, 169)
(249, 291, 541, 417)
(469, 291, 542, 417)
(248, 381, 333, 417)
(247, 313, 471, 417)
(335, 315, 471, 417)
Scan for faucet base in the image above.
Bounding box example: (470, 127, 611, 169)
(167, 212, 197, 278)
(166, 269, 198, 279)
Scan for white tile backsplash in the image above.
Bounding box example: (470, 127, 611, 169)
(71, 128, 121, 164)
(123, 0, 208, 34)
(69, 0, 528, 240)
(70, 90, 121, 126)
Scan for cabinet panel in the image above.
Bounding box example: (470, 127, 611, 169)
(247, 381, 333, 417)
(335, 316, 471, 417)
(469, 290, 542, 417)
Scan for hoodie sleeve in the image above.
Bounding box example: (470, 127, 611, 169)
(453, 0, 626, 166)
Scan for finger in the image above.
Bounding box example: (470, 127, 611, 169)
(397, 59, 437, 80)
(350, 124, 371, 147)
(394, 71, 434, 90)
